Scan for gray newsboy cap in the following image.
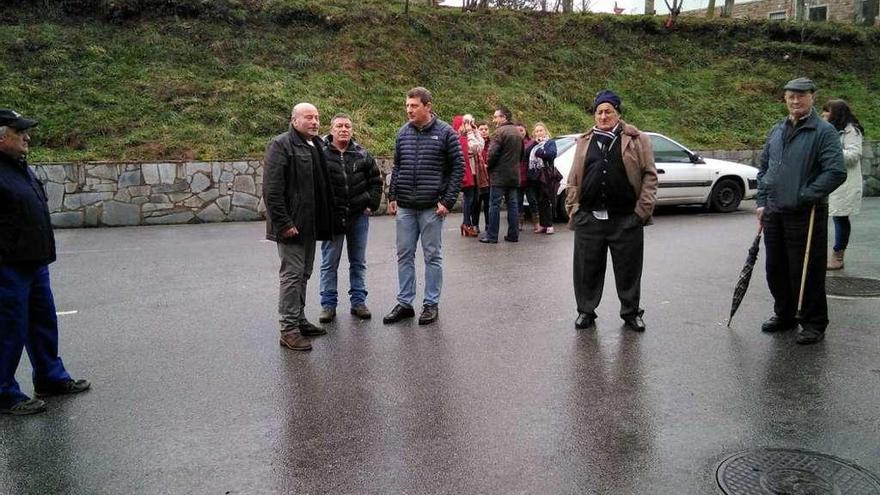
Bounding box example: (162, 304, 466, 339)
(783, 77, 816, 92)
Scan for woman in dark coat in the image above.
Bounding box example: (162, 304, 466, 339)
(526, 122, 559, 234)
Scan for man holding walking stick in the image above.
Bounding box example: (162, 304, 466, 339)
(756, 78, 846, 345)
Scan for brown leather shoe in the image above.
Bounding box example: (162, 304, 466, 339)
(350, 305, 372, 320)
(279, 332, 312, 351)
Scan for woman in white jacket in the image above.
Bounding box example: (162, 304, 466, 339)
(821, 99, 864, 270)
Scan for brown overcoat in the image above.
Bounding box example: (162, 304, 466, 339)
(565, 121, 658, 230)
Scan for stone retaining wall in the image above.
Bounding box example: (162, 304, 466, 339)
(33, 142, 880, 228)
(696, 140, 880, 195)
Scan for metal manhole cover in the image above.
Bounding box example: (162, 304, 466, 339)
(826, 277, 880, 298)
(717, 448, 880, 494)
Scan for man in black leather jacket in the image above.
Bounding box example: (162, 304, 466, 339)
(262, 103, 335, 351)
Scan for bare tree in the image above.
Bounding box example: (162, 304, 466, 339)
(664, 0, 683, 25)
(721, 0, 734, 16)
(561, 0, 574, 11)
(706, 0, 716, 17)
(644, 0, 655, 15)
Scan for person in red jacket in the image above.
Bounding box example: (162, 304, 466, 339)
(452, 115, 481, 237)
(473, 122, 492, 232)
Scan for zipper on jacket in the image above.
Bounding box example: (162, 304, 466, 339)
(340, 149, 349, 220)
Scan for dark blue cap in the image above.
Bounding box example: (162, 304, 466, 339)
(0, 109, 38, 130)
(591, 90, 621, 113)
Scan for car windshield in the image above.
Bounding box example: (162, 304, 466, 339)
(651, 135, 693, 163)
(553, 136, 577, 155)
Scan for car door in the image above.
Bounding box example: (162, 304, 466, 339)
(650, 134, 712, 203)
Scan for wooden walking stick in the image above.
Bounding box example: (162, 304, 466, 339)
(796, 205, 817, 319)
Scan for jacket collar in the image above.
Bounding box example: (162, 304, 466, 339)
(410, 115, 438, 132)
(323, 135, 360, 153)
(289, 128, 320, 148)
(0, 150, 28, 171)
(580, 120, 641, 141)
(786, 109, 819, 130)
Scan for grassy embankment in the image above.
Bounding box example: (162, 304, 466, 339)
(1, 0, 878, 162)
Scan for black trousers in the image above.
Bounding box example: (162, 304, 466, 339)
(573, 211, 644, 320)
(472, 187, 490, 229)
(763, 206, 829, 332)
(528, 183, 554, 227)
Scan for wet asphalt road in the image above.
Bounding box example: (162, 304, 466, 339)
(1, 199, 878, 494)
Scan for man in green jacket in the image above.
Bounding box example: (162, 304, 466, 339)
(756, 78, 846, 345)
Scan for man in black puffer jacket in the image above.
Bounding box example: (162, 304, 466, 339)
(383, 87, 464, 326)
(318, 114, 382, 323)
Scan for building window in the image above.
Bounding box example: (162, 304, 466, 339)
(808, 5, 828, 21)
(768, 10, 787, 19)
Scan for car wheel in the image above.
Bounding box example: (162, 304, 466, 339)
(709, 178, 743, 213)
(554, 192, 569, 223)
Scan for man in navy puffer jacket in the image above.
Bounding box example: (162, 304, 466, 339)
(383, 87, 464, 326)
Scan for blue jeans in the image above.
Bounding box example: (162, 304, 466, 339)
(396, 207, 444, 307)
(832, 216, 851, 252)
(320, 214, 369, 309)
(485, 186, 519, 242)
(1, 264, 71, 408)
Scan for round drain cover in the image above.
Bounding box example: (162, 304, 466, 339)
(717, 448, 880, 494)
(826, 277, 880, 298)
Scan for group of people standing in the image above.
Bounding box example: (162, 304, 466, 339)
(260, 79, 865, 354)
(0, 77, 867, 416)
(454, 109, 563, 242)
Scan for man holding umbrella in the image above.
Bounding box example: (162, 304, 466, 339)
(756, 78, 845, 345)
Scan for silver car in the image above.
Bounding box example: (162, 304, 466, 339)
(548, 132, 758, 220)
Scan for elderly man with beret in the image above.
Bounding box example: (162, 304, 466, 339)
(564, 91, 658, 333)
(0, 109, 91, 416)
(756, 78, 846, 345)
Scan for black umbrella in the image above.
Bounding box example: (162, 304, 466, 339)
(727, 227, 763, 328)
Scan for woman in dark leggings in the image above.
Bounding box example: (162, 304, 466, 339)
(821, 100, 864, 271)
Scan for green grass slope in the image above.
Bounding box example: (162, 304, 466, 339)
(2, 0, 878, 162)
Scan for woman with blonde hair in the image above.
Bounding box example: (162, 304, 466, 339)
(526, 122, 560, 234)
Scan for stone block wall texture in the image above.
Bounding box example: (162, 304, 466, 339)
(696, 140, 880, 195)
(33, 143, 879, 228)
(34, 161, 265, 228)
(684, 0, 878, 23)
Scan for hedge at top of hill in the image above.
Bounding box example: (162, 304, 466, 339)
(2, 0, 879, 162)
(8, 0, 879, 45)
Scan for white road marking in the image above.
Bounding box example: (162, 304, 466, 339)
(56, 310, 78, 316)
(58, 248, 143, 255)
